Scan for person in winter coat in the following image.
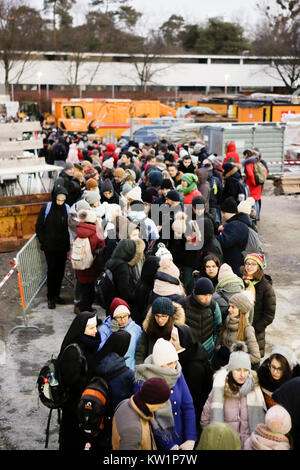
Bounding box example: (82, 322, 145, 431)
(242, 253, 276, 357)
(105, 238, 144, 309)
(100, 178, 120, 205)
(177, 154, 196, 174)
(131, 255, 160, 326)
(94, 330, 135, 413)
(212, 263, 246, 322)
(245, 404, 292, 451)
(187, 253, 221, 295)
(224, 141, 240, 164)
(195, 168, 210, 212)
(200, 341, 266, 449)
(214, 292, 260, 371)
(57, 311, 102, 450)
(216, 197, 251, 277)
(242, 149, 267, 221)
(196, 422, 242, 450)
(221, 162, 247, 205)
(177, 173, 202, 205)
(102, 142, 118, 167)
(66, 142, 79, 165)
(272, 377, 300, 451)
(112, 377, 171, 450)
(135, 338, 197, 450)
(148, 257, 186, 304)
(127, 200, 159, 245)
(180, 277, 222, 359)
(75, 209, 105, 312)
(53, 136, 67, 165)
(258, 345, 300, 409)
(98, 298, 142, 371)
(35, 187, 70, 309)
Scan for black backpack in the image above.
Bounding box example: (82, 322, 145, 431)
(77, 376, 110, 438)
(95, 267, 116, 309)
(37, 343, 87, 448)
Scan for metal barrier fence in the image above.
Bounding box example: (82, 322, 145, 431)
(11, 234, 47, 333)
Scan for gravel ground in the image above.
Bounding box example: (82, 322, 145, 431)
(0, 180, 299, 451)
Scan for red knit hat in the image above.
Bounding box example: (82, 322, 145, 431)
(85, 167, 98, 179)
(109, 297, 130, 318)
(134, 377, 171, 405)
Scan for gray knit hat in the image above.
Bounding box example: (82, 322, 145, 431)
(84, 190, 101, 205)
(229, 292, 252, 315)
(76, 199, 90, 212)
(152, 297, 175, 316)
(227, 342, 251, 372)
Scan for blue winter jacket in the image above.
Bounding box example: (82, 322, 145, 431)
(98, 317, 142, 371)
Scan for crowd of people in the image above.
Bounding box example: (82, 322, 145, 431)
(35, 129, 300, 452)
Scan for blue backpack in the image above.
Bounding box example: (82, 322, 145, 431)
(44, 202, 70, 221)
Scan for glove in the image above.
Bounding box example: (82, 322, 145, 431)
(170, 444, 179, 450)
(179, 440, 195, 450)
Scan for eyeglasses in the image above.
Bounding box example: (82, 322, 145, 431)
(245, 262, 257, 267)
(270, 364, 283, 373)
(116, 315, 129, 321)
(155, 314, 169, 319)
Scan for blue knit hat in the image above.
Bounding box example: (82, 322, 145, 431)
(152, 297, 175, 316)
(194, 277, 214, 295)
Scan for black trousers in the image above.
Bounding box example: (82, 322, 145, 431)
(44, 250, 67, 300)
(80, 282, 95, 312)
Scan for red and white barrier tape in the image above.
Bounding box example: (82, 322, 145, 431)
(267, 161, 300, 165)
(0, 260, 17, 289)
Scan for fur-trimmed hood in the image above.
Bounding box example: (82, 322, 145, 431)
(142, 301, 185, 332)
(128, 237, 145, 267)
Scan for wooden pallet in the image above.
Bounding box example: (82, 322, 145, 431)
(273, 175, 300, 195)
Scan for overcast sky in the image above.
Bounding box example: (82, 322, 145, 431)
(27, 0, 275, 32)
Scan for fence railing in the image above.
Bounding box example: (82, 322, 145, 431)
(10, 234, 46, 333)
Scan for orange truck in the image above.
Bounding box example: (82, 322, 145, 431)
(52, 98, 176, 138)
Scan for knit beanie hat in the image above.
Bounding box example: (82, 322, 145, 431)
(238, 197, 255, 215)
(166, 189, 180, 202)
(103, 157, 114, 169)
(152, 338, 178, 366)
(85, 167, 98, 179)
(121, 183, 132, 196)
(265, 405, 292, 435)
(227, 341, 251, 372)
(101, 179, 114, 193)
(181, 173, 198, 186)
(222, 162, 237, 178)
(270, 345, 298, 370)
(161, 178, 173, 190)
(244, 253, 266, 270)
(197, 422, 242, 450)
(109, 297, 130, 318)
(85, 178, 99, 191)
(155, 243, 173, 261)
(84, 190, 101, 205)
(78, 209, 97, 224)
(113, 167, 125, 178)
(194, 277, 214, 295)
(220, 196, 238, 214)
(152, 297, 175, 316)
(218, 263, 233, 281)
(149, 170, 163, 187)
(192, 195, 206, 207)
(126, 186, 142, 201)
(134, 377, 171, 406)
(76, 199, 90, 212)
(158, 258, 180, 280)
(229, 292, 252, 314)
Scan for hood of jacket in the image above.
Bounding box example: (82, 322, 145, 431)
(96, 351, 127, 377)
(226, 142, 236, 153)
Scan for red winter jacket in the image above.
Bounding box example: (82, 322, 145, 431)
(224, 142, 240, 164)
(184, 188, 202, 205)
(75, 222, 105, 284)
(102, 143, 118, 167)
(244, 157, 267, 201)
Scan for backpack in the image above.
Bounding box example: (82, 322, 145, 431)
(254, 161, 267, 185)
(242, 226, 265, 258)
(37, 343, 87, 448)
(237, 179, 250, 202)
(77, 376, 110, 438)
(95, 267, 116, 309)
(71, 237, 94, 270)
(44, 201, 70, 221)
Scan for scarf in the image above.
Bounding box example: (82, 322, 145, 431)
(176, 181, 197, 195)
(135, 357, 181, 443)
(210, 367, 266, 433)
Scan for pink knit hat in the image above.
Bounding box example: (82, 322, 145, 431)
(218, 263, 233, 281)
(265, 405, 292, 435)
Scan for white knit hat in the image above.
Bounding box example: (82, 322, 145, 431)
(152, 338, 178, 366)
(227, 342, 251, 372)
(238, 197, 255, 215)
(126, 186, 142, 201)
(103, 157, 114, 169)
(270, 345, 298, 370)
(155, 243, 173, 261)
(78, 209, 97, 224)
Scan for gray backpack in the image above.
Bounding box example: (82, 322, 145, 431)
(242, 227, 264, 257)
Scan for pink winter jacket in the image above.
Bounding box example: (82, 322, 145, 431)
(201, 392, 251, 448)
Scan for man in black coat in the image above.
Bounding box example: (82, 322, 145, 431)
(216, 196, 250, 277)
(53, 163, 82, 206)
